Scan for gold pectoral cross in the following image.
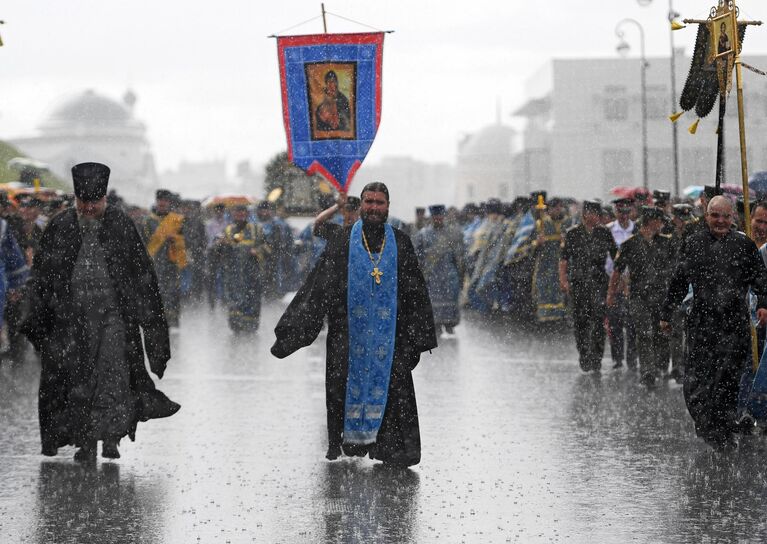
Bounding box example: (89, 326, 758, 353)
(371, 267, 383, 285)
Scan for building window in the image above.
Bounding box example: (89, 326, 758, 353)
(604, 86, 628, 121)
(603, 149, 634, 185)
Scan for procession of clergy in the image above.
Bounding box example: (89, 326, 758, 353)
(10, 161, 767, 462)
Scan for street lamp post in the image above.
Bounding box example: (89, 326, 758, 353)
(667, 1, 681, 199)
(638, 0, 681, 198)
(616, 18, 649, 190)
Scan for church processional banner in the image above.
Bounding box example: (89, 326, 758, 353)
(277, 33, 384, 192)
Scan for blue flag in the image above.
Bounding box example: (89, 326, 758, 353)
(277, 33, 384, 192)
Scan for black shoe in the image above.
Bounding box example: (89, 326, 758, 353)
(102, 441, 121, 459)
(74, 443, 97, 463)
(612, 361, 623, 370)
(41, 444, 58, 457)
(325, 444, 342, 461)
(734, 415, 756, 435)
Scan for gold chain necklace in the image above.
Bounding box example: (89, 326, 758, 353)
(361, 229, 385, 285)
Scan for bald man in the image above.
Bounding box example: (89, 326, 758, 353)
(661, 196, 767, 450)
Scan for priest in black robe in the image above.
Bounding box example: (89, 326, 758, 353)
(20, 162, 180, 461)
(271, 182, 437, 467)
(661, 196, 767, 450)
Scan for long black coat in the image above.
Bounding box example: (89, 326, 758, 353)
(662, 227, 767, 438)
(271, 225, 437, 466)
(20, 206, 178, 451)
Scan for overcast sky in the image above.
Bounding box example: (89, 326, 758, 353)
(2, 0, 767, 174)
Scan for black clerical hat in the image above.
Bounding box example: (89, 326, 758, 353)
(429, 204, 446, 216)
(72, 162, 110, 201)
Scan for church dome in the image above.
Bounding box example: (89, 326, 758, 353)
(38, 89, 143, 135)
(458, 123, 516, 158)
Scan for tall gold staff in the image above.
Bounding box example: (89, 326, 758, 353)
(681, 1, 762, 369)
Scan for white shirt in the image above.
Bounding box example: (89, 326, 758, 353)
(605, 219, 635, 275)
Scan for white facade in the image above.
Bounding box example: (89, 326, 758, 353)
(454, 123, 516, 206)
(10, 89, 158, 206)
(512, 53, 767, 200)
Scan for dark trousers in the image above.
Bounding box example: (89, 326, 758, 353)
(629, 298, 669, 380)
(685, 340, 745, 442)
(571, 279, 608, 372)
(607, 293, 636, 367)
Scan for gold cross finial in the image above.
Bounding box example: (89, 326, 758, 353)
(371, 267, 383, 285)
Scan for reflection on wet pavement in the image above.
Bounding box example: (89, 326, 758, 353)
(2, 304, 767, 542)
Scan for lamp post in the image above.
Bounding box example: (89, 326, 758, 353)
(616, 18, 649, 190)
(638, 0, 682, 199)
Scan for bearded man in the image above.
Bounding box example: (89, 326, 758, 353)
(271, 182, 437, 466)
(21, 162, 179, 461)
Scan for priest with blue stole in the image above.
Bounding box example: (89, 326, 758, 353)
(271, 182, 437, 467)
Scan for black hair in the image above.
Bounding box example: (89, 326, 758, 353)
(360, 182, 390, 202)
(753, 200, 767, 214)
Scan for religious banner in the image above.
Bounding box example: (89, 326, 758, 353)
(276, 32, 384, 193)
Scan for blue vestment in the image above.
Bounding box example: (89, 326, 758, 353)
(344, 221, 398, 445)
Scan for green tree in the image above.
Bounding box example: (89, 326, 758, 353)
(263, 151, 335, 214)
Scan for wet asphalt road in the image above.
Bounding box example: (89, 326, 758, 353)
(3, 302, 767, 544)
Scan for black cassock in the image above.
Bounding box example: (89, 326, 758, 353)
(20, 206, 179, 453)
(662, 228, 767, 444)
(271, 224, 437, 466)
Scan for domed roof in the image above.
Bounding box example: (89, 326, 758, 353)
(459, 123, 515, 158)
(39, 90, 143, 134)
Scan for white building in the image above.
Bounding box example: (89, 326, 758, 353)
(10, 89, 158, 205)
(512, 52, 767, 200)
(454, 122, 516, 206)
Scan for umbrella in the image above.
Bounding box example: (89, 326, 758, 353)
(721, 183, 755, 198)
(609, 186, 636, 199)
(201, 194, 256, 208)
(609, 186, 651, 202)
(683, 185, 703, 199)
(749, 171, 767, 195)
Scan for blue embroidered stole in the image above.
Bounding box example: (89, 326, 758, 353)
(344, 220, 398, 445)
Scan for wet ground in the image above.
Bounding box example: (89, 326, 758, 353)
(3, 302, 767, 543)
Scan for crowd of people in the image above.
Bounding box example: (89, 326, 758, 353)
(404, 185, 767, 452)
(7, 159, 767, 460)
